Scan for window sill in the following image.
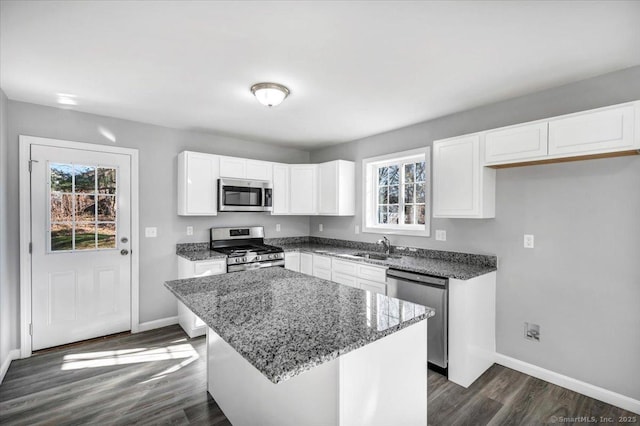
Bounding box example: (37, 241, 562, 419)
(362, 225, 431, 237)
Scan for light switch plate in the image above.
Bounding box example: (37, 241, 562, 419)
(276, 224, 281, 232)
(186, 226, 193, 236)
(435, 230, 446, 241)
(145, 227, 157, 238)
(524, 234, 534, 248)
(354, 225, 360, 234)
(319, 224, 323, 232)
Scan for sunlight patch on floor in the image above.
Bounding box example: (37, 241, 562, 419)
(61, 344, 199, 370)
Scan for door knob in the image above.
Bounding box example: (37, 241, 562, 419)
(120, 249, 129, 256)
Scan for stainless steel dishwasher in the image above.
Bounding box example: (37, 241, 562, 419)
(386, 268, 448, 373)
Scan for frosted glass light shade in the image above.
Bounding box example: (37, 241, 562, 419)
(251, 82, 290, 107)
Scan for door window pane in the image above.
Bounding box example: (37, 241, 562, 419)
(97, 196, 116, 221)
(74, 166, 96, 193)
(48, 162, 118, 252)
(51, 193, 73, 222)
(97, 168, 116, 194)
(51, 223, 73, 251)
(75, 194, 96, 221)
(50, 164, 73, 192)
(97, 223, 116, 248)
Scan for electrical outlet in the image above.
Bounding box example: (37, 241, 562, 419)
(354, 225, 360, 234)
(186, 226, 193, 236)
(276, 224, 281, 232)
(319, 224, 323, 232)
(435, 230, 447, 241)
(145, 227, 157, 238)
(524, 322, 540, 341)
(524, 234, 535, 248)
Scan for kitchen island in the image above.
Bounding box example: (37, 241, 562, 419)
(165, 267, 434, 426)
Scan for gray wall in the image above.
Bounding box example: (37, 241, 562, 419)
(0, 90, 12, 372)
(309, 66, 640, 400)
(4, 101, 310, 346)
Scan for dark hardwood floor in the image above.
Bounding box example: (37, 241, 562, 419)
(0, 325, 635, 425)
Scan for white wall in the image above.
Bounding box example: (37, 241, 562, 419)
(308, 66, 640, 400)
(3, 101, 310, 351)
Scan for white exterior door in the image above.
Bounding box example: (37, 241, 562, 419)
(30, 144, 132, 350)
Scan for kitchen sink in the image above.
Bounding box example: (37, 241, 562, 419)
(352, 252, 401, 260)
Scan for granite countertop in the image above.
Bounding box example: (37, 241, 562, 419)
(165, 267, 434, 384)
(176, 237, 497, 280)
(275, 243, 496, 280)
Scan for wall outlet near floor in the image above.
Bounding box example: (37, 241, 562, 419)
(435, 230, 447, 241)
(145, 227, 157, 238)
(524, 322, 540, 341)
(354, 225, 360, 234)
(524, 234, 535, 248)
(276, 224, 281, 232)
(319, 223, 323, 232)
(186, 226, 193, 236)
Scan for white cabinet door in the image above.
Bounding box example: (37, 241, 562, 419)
(284, 252, 300, 272)
(178, 151, 219, 216)
(332, 271, 359, 289)
(357, 278, 387, 295)
(290, 165, 317, 214)
(313, 254, 332, 280)
(272, 164, 290, 215)
(433, 135, 495, 218)
(318, 160, 355, 216)
(300, 253, 313, 275)
(485, 122, 548, 164)
(246, 160, 273, 181)
(219, 156, 247, 179)
(549, 104, 636, 156)
(357, 264, 387, 283)
(318, 161, 338, 215)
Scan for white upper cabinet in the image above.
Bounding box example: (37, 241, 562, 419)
(548, 104, 636, 156)
(485, 122, 548, 165)
(219, 156, 246, 179)
(318, 160, 355, 216)
(272, 164, 290, 215)
(289, 164, 318, 214)
(246, 160, 273, 181)
(177, 151, 219, 216)
(219, 156, 273, 181)
(433, 135, 496, 219)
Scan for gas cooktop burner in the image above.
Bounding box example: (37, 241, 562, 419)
(210, 227, 285, 272)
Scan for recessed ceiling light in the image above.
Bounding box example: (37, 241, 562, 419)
(56, 93, 77, 106)
(250, 82, 290, 107)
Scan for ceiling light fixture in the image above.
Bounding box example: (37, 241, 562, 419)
(251, 82, 290, 107)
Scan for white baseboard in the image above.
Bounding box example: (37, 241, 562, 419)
(494, 353, 640, 415)
(135, 316, 179, 333)
(0, 349, 21, 384)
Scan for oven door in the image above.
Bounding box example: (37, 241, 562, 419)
(218, 179, 272, 212)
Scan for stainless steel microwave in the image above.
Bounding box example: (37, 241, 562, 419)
(218, 178, 273, 212)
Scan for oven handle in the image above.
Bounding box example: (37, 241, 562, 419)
(227, 260, 285, 273)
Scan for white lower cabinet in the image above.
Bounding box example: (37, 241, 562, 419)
(300, 253, 313, 275)
(177, 257, 227, 337)
(284, 252, 300, 272)
(332, 258, 387, 295)
(312, 254, 332, 280)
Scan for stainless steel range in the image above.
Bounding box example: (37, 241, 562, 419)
(210, 226, 285, 272)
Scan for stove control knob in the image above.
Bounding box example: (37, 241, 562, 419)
(270, 254, 277, 259)
(256, 256, 261, 261)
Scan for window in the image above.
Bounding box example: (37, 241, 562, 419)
(49, 163, 117, 252)
(363, 148, 431, 236)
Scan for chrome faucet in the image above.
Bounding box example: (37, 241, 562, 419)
(377, 236, 391, 255)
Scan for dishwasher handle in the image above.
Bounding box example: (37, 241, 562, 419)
(386, 268, 448, 287)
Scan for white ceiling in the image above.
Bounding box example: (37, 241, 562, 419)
(1, 1, 639, 149)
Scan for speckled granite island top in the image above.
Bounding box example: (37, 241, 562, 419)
(165, 267, 434, 384)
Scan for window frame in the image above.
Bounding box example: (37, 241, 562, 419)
(362, 147, 431, 237)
